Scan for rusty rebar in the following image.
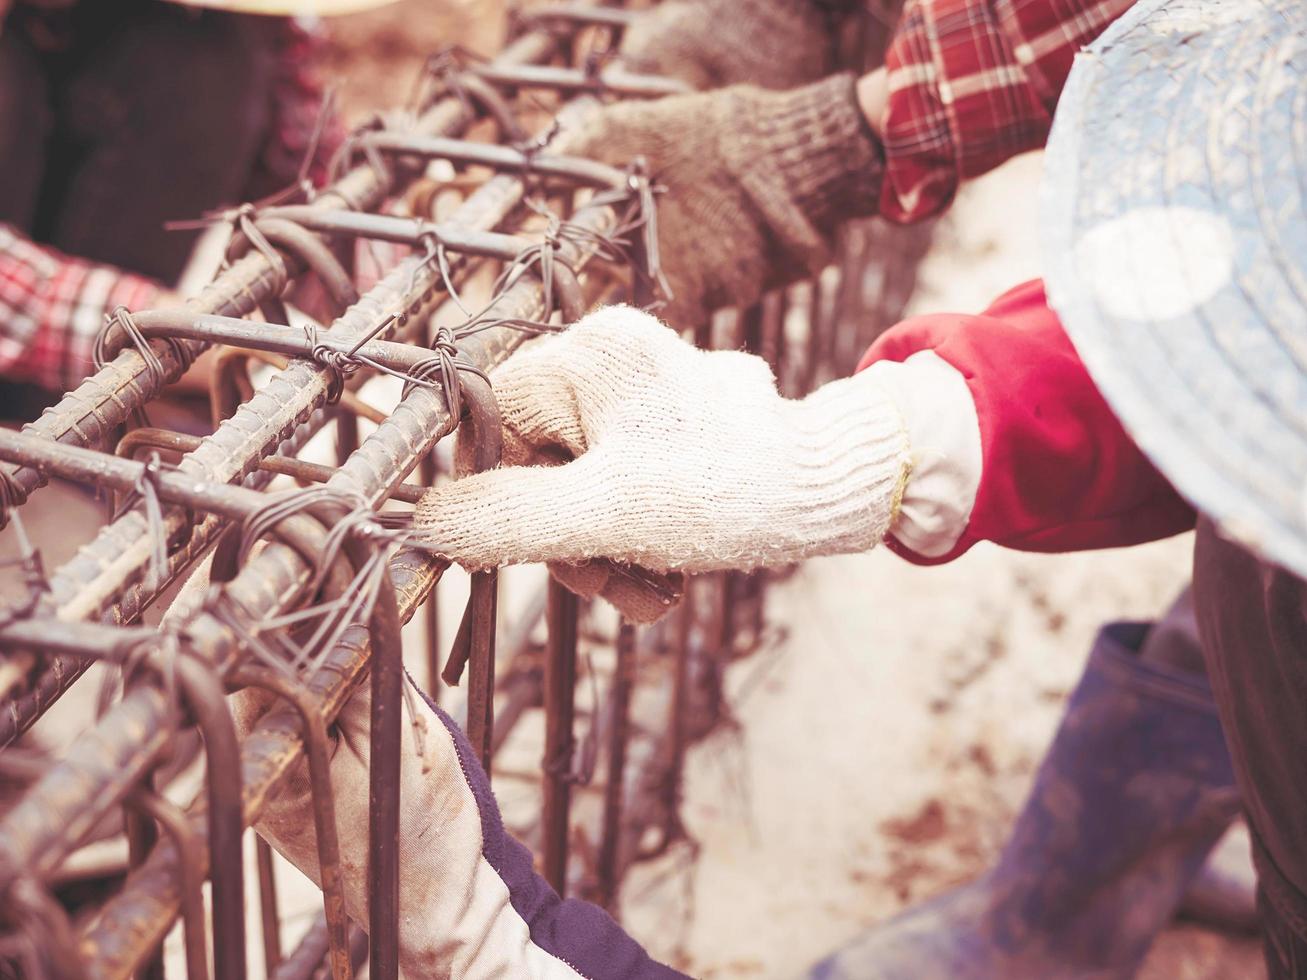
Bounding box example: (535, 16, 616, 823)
(229, 664, 352, 980)
(0, 26, 561, 745)
(596, 620, 636, 908)
(542, 578, 580, 894)
(37, 95, 632, 978)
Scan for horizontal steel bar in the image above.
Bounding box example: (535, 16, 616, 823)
(359, 133, 630, 188)
(116, 429, 429, 505)
(472, 62, 692, 98)
(0, 65, 568, 745)
(0, 621, 156, 660)
(0, 429, 302, 526)
(0, 28, 565, 747)
(260, 206, 534, 259)
(126, 313, 456, 377)
(0, 26, 554, 514)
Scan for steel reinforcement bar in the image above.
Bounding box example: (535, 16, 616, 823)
(0, 26, 564, 750)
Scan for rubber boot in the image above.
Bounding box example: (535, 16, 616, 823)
(808, 621, 1242, 980)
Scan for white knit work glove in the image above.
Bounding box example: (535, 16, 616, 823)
(413, 306, 911, 580)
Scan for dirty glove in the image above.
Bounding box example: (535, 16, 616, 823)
(237, 677, 681, 979)
(163, 547, 679, 978)
(412, 306, 911, 575)
(619, 0, 857, 90)
(567, 73, 883, 329)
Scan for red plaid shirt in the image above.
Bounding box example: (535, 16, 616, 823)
(0, 227, 161, 392)
(0, 20, 335, 394)
(881, 0, 1136, 221)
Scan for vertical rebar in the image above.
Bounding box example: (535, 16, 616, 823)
(542, 577, 580, 894)
(335, 410, 360, 471)
(596, 620, 636, 908)
(228, 663, 353, 980)
(419, 454, 441, 701)
(174, 655, 246, 980)
(126, 769, 163, 980)
(362, 547, 405, 980)
(256, 837, 282, 976)
(125, 790, 211, 980)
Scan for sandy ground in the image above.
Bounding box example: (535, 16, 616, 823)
(0, 3, 1267, 978)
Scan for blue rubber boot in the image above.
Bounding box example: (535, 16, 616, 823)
(809, 621, 1241, 980)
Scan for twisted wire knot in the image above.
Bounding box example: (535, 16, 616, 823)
(404, 326, 490, 420)
(0, 466, 29, 530)
(228, 203, 289, 294)
(93, 306, 195, 429)
(302, 324, 361, 404)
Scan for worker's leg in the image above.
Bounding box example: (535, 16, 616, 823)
(38, 0, 280, 281)
(0, 29, 53, 231)
(1194, 519, 1307, 978)
(1139, 584, 1205, 672)
(808, 587, 1242, 979)
(1139, 585, 1257, 928)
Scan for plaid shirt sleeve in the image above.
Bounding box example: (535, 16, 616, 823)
(244, 19, 343, 201)
(879, 0, 1136, 222)
(0, 224, 162, 393)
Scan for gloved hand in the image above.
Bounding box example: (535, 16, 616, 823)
(412, 306, 911, 583)
(618, 0, 857, 91)
(232, 676, 680, 979)
(239, 676, 676, 978)
(163, 529, 677, 977)
(565, 73, 883, 329)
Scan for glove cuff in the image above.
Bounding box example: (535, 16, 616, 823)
(752, 72, 885, 234)
(780, 368, 912, 560)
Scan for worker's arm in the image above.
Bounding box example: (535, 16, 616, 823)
(569, 0, 1135, 328)
(0, 224, 163, 393)
(145, 546, 685, 980)
(872, 0, 1135, 221)
(241, 284, 1189, 977)
(412, 292, 1193, 620)
(861, 279, 1195, 563)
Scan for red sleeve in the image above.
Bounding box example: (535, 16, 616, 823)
(859, 279, 1195, 564)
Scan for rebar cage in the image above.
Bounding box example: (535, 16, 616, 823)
(0, 3, 930, 977)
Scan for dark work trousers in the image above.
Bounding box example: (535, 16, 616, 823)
(1140, 584, 1205, 673)
(0, 0, 280, 283)
(1195, 518, 1307, 978)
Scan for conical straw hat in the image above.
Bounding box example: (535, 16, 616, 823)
(1044, 0, 1307, 576)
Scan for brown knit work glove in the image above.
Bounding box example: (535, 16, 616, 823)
(619, 0, 858, 90)
(569, 73, 883, 330)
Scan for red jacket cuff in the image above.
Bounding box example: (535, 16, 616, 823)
(860, 279, 1196, 564)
